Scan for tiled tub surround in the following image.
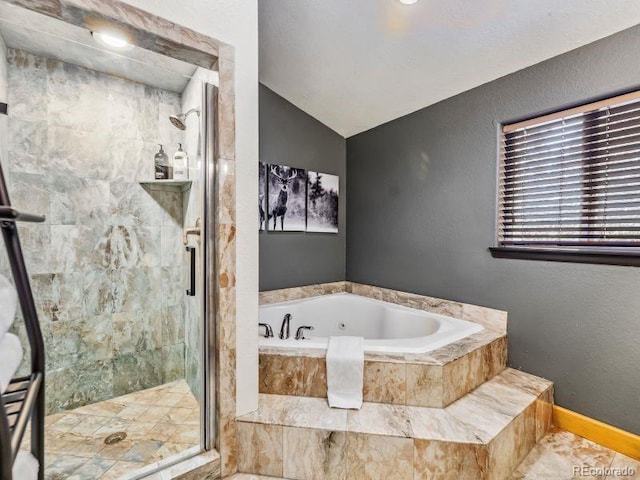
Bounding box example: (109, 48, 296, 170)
(21, 380, 202, 479)
(258, 282, 507, 407)
(5, 49, 189, 413)
(237, 368, 553, 480)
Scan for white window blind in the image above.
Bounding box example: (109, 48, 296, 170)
(499, 91, 640, 249)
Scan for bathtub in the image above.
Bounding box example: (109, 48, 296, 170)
(258, 293, 483, 354)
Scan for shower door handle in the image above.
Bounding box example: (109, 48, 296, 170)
(186, 246, 196, 296)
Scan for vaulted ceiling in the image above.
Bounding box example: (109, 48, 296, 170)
(259, 0, 640, 137)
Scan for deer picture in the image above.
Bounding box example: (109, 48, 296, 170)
(269, 165, 298, 230)
(259, 194, 265, 230)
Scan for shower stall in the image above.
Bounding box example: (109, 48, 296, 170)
(0, 1, 222, 478)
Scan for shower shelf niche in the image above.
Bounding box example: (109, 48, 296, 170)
(139, 180, 192, 193)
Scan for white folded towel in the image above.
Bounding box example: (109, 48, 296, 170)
(0, 333, 23, 394)
(13, 451, 39, 480)
(0, 274, 17, 337)
(326, 336, 364, 409)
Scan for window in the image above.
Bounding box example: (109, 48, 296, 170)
(491, 90, 640, 266)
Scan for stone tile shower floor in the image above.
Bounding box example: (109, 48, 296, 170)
(22, 379, 200, 479)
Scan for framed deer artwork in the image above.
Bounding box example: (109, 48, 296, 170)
(259, 162, 266, 231)
(306, 171, 339, 233)
(266, 164, 307, 231)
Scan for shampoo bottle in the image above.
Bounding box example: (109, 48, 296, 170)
(154, 144, 170, 179)
(172, 143, 189, 180)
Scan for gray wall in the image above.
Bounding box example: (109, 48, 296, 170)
(347, 25, 640, 434)
(260, 85, 346, 290)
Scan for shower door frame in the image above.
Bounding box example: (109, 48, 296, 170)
(202, 82, 218, 452)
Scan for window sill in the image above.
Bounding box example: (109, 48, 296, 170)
(489, 246, 640, 267)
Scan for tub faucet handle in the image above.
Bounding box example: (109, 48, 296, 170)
(295, 326, 314, 340)
(259, 323, 274, 338)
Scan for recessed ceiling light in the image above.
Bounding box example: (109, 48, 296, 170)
(399, 0, 418, 4)
(92, 31, 134, 51)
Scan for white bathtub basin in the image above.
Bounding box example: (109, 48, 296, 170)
(258, 292, 482, 354)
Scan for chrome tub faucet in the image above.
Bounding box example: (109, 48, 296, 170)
(279, 313, 292, 339)
(295, 326, 314, 340)
(259, 323, 274, 338)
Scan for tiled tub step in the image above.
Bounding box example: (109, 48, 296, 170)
(237, 368, 553, 480)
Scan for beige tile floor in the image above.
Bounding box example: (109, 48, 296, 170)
(22, 380, 200, 479)
(227, 427, 640, 480)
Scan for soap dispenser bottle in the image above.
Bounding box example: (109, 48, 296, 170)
(172, 143, 189, 180)
(154, 144, 171, 179)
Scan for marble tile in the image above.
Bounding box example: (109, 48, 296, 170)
(218, 92, 235, 161)
(239, 394, 347, 432)
(344, 433, 413, 480)
(118, 403, 150, 419)
(493, 367, 553, 398)
(283, 426, 347, 480)
(161, 407, 194, 425)
(259, 281, 347, 305)
(137, 406, 173, 424)
(414, 439, 489, 479)
(237, 422, 283, 477)
(404, 405, 484, 444)
(535, 387, 554, 442)
(147, 423, 179, 443)
(143, 450, 220, 480)
(66, 455, 116, 479)
(424, 329, 504, 366)
(228, 475, 280, 480)
(487, 403, 537, 480)
(45, 454, 88, 478)
(302, 356, 327, 398)
(363, 361, 407, 404)
(510, 427, 617, 480)
(347, 282, 464, 318)
(112, 309, 163, 355)
(151, 442, 195, 463)
(112, 349, 163, 397)
(72, 400, 127, 418)
(161, 305, 185, 346)
(101, 460, 147, 480)
(443, 348, 486, 406)
(346, 402, 412, 438)
(7, 50, 48, 123)
(122, 440, 164, 462)
(162, 343, 186, 383)
(462, 302, 508, 333)
(447, 389, 534, 444)
(168, 424, 200, 444)
(609, 453, 640, 480)
(259, 354, 305, 396)
(43, 314, 112, 370)
(30, 272, 84, 323)
(7, 117, 49, 175)
(46, 359, 113, 413)
(406, 363, 443, 407)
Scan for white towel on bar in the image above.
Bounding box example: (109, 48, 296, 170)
(326, 336, 364, 409)
(0, 333, 23, 394)
(0, 274, 17, 337)
(12, 451, 39, 480)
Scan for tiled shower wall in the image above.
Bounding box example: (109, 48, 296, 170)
(5, 49, 189, 414)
